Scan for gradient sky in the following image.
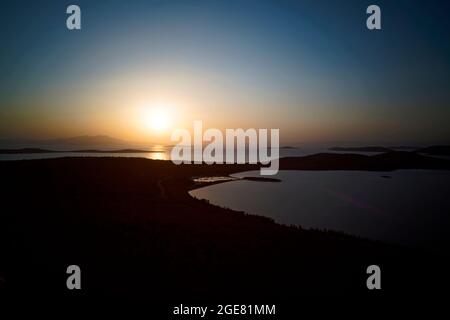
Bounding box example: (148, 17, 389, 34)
(1, 0, 449, 145)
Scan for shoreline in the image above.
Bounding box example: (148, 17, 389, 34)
(1, 153, 450, 297)
(185, 151, 450, 191)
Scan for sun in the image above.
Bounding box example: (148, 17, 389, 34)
(145, 107, 172, 132)
(150, 111, 170, 131)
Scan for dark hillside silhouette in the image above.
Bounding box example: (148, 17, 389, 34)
(1, 153, 449, 299)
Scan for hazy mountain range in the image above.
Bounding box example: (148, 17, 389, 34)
(0, 135, 142, 150)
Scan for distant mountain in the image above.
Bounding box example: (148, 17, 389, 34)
(416, 145, 450, 156)
(0, 148, 55, 154)
(0, 135, 140, 150)
(389, 146, 418, 151)
(41, 135, 131, 149)
(329, 146, 393, 152)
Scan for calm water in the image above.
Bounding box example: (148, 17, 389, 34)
(0, 146, 380, 161)
(0, 151, 170, 161)
(190, 170, 450, 252)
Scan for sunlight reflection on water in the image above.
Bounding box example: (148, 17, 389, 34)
(146, 151, 168, 160)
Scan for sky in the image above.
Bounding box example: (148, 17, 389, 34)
(0, 0, 449, 145)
